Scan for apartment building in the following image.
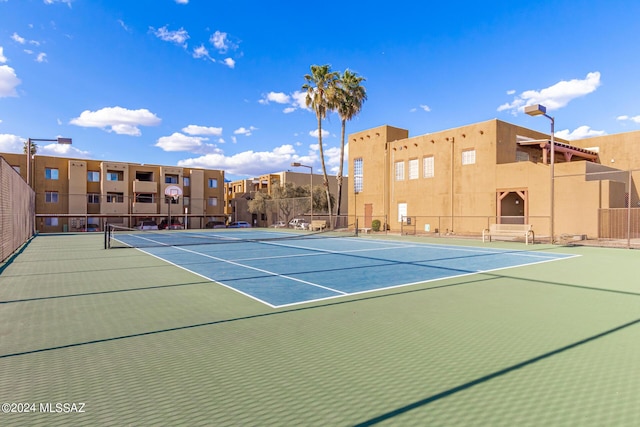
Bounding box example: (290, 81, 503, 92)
(1, 153, 225, 232)
(225, 171, 348, 227)
(348, 119, 640, 240)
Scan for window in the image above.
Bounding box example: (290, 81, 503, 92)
(397, 202, 407, 222)
(353, 158, 363, 193)
(423, 156, 434, 178)
(462, 149, 476, 165)
(208, 197, 218, 206)
(106, 192, 124, 203)
(183, 177, 190, 187)
(183, 196, 190, 206)
(135, 171, 153, 181)
(87, 193, 100, 204)
(87, 171, 100, 182)
(135, 194, 154, 203)
(516, 150, 530, 162)
(45, 217, 58, 226)
(408, 159, 419, 180)
(45, 168, 59, 180)
(107, 171, 123, 181)
(395, 161, 405, 181)
(208, 178, 218, 189)
(165, 175, 179, 184)
(45, 191, 58, 203)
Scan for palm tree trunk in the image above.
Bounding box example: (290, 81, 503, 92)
(335, 119, 346, 228)
(317, 116, 333, 228)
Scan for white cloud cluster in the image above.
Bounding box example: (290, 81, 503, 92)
(177, 144, 315, 176)
(150, 25, 190, 48)
(175, 0, 188, 3)
(151, 25, 239, 68)
(234, 126, 257, 136)
(0, 47, 21, 97)
(410, 104, 431, 113)
(70, 106, 161, 136)
(0, 133, 89, 158)
(0, 133, 23, 152)
(259, 90, 308, 113)
(182, 124, 223, 136)
(44, 0, 74, 6)
(555, 126, 606, 140)
(11, 32, 47, 62)
(617, 115, 640, 124)
(155, 133, 218, 153)
(498, 71, 602, 115)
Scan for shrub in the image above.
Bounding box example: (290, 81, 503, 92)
(371, 219, 381, 232)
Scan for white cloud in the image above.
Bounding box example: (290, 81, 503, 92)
(498, 71, 602, 114)
(259, 92, 291, 105)
(506, 89, 516, 95)
(555, 126, 606, 140)
(151, 25, 189, 48)
(177, 144, 310, 176)
(0, 64, 21, 97)
(234, 126, 257, 136)
(193, 45, 214, 62)
(182, 124, 223, 136)
(11, 33, 26, 44)
(259, 90, 308, 113)
(118, 20, 131, 32)
(155, 132, 217, 153)
(210, 31, 234, 53)
(40, 142, 90, 158)
(36, 52, 47, 63)
(0, 133, 23, 152)
(0, 47, 6, 63)
(309, 129, 330, 138)
(175, 0, 188, 3)
(223, 58, 235, 69)
(44, 0, 74, 7)
(69, 106, 161, 136)
(617, 115, 640, 124)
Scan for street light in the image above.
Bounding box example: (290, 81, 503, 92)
(26, 137, 73, 186)
(524, 104, 554, 243)
(291, 162, 313, 223)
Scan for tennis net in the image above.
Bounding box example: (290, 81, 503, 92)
(104, 224, 358, 249)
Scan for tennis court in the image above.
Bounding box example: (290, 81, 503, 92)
(2, 232, 640, 426)
(109, 228, 576, 307)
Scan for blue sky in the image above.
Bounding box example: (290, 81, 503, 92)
(1, 0, 639, 181)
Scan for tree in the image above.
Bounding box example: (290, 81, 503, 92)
(335, 69, 367, 223)
(303, 64, 339, 228)
(23, 140, 37, 156)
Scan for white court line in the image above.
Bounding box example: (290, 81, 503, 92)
(171, 245, 348, 296)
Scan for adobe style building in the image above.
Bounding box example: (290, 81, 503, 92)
(348, 119, 640, 240)
(225, 171, 348, 227)
(1, 153, 226, 232)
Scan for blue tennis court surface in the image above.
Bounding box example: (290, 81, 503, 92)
(113, 230, 577, 307)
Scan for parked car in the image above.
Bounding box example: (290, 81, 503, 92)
(135, 221, 159, 230)
(227, 221, 251, 228)
(205, 221, 227, 229)
(288, 218, 308, 230)
(270, 221, 287, 228)
(159, 219, 184, 230)
(81, 224, 100, 232)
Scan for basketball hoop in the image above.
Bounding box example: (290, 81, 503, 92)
(164, 185, 183, 202)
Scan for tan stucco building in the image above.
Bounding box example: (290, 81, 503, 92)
(348, 119, 640, 240)
(1, 153, 225, 232)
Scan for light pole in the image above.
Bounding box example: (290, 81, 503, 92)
(525, 104, 555, 243)
(291, 162, 313, 222)
(26, 137, 72, 187)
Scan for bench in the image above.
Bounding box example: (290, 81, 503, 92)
(310, 220, 327, 231)
(358, 227, 372, 234)
(482, 224, 534, 245)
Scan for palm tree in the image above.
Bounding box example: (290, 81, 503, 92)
(335, 70, 367, 224)
(302, 64, 339, 228)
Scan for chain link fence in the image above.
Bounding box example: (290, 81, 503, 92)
(1, 156, 35, 262)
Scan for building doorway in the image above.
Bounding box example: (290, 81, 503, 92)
(497, 189, 527, 224)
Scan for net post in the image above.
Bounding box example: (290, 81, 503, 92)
(104, 223, 108, 249)
(355, 218, 359, 237)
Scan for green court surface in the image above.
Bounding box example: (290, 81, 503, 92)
(1, 233, 639, 426)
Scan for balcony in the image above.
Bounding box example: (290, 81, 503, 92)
(133, 180, 158, 193)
